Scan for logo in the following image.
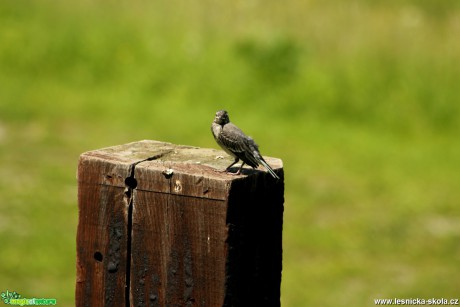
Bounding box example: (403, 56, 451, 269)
(1, 290, 56, 306)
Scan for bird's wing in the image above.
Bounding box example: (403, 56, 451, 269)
(219, 123, 259, 168)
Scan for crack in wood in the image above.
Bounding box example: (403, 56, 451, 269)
(123, 150, 174, 306)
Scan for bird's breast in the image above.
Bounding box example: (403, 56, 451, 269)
(211, 123, 222, 139)
(211, 123, 236, 157)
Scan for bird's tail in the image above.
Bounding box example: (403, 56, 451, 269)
(248, 140, 280, 179)
(259, 158, 280, 180)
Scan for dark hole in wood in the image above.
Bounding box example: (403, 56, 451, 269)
(94, 251, 103, 262)
(125, 177, 137, 189)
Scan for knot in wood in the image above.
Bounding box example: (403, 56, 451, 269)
(174, 180, 182, 192)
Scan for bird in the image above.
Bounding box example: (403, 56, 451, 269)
(211, 110, 280, 179)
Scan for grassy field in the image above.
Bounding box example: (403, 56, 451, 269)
(1, 0, 459, 306)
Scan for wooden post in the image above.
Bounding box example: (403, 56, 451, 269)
(76, 140, 284, 306)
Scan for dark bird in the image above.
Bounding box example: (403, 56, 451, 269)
(211, 110, 279, 179)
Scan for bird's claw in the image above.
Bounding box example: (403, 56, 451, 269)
(212, 168, 242, 176)
(225, 168, 242, 176)
(228, 172, 241, 176)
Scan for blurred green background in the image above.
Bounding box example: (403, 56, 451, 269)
(1, 0, 459, 306)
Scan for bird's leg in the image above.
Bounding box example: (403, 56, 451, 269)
(234, 162, 246, 175)
(225, 158, 239, 172)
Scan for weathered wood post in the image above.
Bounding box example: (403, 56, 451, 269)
(76, 140, 284, 306)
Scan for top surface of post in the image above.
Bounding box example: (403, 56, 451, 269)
(78, 140, 283, 199)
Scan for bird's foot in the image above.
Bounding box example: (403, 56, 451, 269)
(212, 168, 243, 176)
(213, 168, 239, 175)
(225, 168, 242, 176)
(227, 171, 240, 176)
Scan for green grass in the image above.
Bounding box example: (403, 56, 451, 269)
(1, 0, 459, 306)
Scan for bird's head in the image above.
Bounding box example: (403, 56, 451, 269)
(214, 110, 230, 125)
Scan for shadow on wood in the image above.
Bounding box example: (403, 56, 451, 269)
(76, 140, 284, 306)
